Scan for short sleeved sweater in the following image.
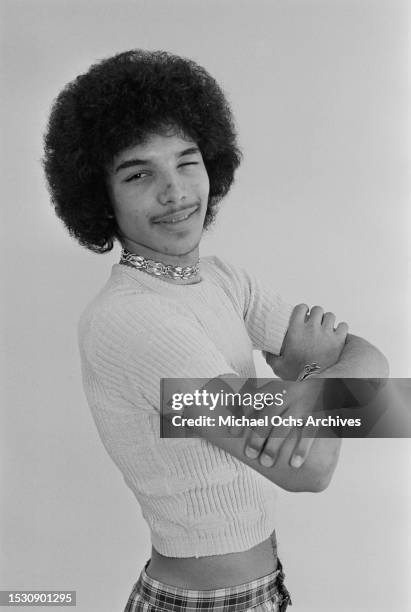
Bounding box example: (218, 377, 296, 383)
(78, 256, 293, 558)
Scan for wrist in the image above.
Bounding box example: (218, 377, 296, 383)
(297, 362, 322, 381)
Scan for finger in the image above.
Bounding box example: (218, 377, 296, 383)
(322, 311, 336, 330)
(335, 321, 349, 338)
(256, 423, 292, 467)
(289, 303, 309, 326)
(226, 395, 251, 436)
(307, 305, 324, 325)
(290, 426, 317, 468)
(244, 427, 274, 460)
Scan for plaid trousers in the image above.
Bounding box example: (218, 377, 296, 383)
(124, 558, 292, 612)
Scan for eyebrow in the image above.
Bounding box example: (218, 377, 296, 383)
(115, 146, 201, 174)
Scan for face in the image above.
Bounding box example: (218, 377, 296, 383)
(106, 132, 210, 265)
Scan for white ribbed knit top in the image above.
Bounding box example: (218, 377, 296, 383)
(78, 256, 293, 558)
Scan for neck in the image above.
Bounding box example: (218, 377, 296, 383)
(121, 238, 200, 268)
(119, 243, 201, 285)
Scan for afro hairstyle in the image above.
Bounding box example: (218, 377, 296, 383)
(43, 49, 242, 253)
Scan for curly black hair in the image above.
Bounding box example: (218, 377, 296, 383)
(43, 49, 242, 253)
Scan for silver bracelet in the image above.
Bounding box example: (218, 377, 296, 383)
(298, 363, 321, 381)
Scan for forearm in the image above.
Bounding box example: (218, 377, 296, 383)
(319, 333, 389, 378)
(210, 427, 342, 493)
(264, 431, 342, 493)
(179, 378, 342, 493)
(173, 375, 343, 493)
(220, 380, 342, 493)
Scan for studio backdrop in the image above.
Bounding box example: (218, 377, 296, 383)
(1, 1, 410, 611)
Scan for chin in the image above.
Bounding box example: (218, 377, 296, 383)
(164, 231, 202, 253)
(171, 245, 200, 258)
(166, 239, 201, 258)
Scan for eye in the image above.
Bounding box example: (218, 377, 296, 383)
(178, 162, 199, 168)
(124, 171, 148, 183)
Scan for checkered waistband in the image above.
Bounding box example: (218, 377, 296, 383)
(124, 559, 292, 611)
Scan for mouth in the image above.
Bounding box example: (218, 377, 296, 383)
(152, 204, 200, 225)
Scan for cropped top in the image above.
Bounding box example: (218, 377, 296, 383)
(78, 256, 293, 558)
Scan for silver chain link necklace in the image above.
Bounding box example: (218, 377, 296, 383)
(119, 248, 200, 281)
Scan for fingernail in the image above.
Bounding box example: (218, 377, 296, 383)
(291, 454, 304, 468)
(260, 453, 274, 467)
(245, 446, 259, 459)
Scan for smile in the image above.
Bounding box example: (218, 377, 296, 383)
(152, 205, 199, 225)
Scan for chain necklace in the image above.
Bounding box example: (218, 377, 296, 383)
(119, 248, 200, 281)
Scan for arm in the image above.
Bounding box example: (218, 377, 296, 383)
(235, 376, 342, 491)
(200, 304, 389, 491)
(166, 375, 341, 493)
(208, 418, 341, 493)
(265, 304, 389, 380)
(182, 303, 349, 491)
(316, 333, 389, 379)
(250, 305, 389, 478)
(105, 295, 334, 494)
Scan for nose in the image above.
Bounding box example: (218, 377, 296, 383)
(157, 170, 187, 205)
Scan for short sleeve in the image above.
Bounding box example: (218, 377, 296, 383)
(210, 258, 294, 355)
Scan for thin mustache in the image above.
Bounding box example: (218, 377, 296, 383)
(151, 203, 199, 222)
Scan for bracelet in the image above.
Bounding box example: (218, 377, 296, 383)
(298, 362, 321, 381)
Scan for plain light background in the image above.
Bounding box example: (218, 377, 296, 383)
(1, 1, 410, 611)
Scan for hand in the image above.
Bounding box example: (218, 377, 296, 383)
(243, 378, 328, 469)
(265, 304, 348, 380)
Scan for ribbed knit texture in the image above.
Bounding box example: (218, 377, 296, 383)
(78, 256, 293, 558)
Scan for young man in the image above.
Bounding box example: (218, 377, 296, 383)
(43, 50, 388, 611)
